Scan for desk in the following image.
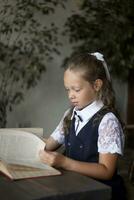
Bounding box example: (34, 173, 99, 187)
(0, 170, 111, 200)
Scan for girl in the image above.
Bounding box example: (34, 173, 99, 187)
(39, 52, 126, 200)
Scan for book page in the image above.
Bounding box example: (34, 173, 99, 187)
(0, 129, 47, 169)
(0, 160, 12, 179)
(0, 128, 43, 138)
(0, 161, 61, 180)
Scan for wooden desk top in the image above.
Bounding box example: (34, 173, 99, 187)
(0, 170, 111, 200)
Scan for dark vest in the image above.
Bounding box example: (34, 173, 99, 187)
(65, 107, 127, 200)
(65, 108, 109, 162)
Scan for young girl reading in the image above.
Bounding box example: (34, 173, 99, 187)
(39, 52, 126, 200)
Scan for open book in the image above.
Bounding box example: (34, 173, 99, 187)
(0, 128, 61, 180)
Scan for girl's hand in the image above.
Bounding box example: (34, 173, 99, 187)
(39, 150, 66, 168)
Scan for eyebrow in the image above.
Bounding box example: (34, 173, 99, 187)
(64, 86, 82, 90)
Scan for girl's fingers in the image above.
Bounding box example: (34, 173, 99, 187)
(39, 150, 55, 165)
(39, 150, 48, 162)
(39, 149, 64, 167)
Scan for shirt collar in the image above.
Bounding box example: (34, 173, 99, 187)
(71, 100, 104, 122)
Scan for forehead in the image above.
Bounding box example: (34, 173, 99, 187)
(64, 69, 88, 86)
(64, 69, 83, 79)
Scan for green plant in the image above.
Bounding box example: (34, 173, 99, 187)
(64, 0, 134, 80)
(0, 0, 66, 127)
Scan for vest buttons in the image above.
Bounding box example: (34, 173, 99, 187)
(79, 145, 83, 149)
(67, 142, 71, 146)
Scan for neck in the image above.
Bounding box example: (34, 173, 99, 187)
(77, 100, 96, 111)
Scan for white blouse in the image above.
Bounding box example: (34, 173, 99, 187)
(51, 101, 125, 155)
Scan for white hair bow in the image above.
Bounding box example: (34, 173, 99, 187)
(90, 52, 111, 81)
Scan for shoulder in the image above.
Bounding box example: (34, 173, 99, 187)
(93, 109, 120, 129)
(50, 108, 71, 144)
(101, 112, 120, 125)
(99, 112, 123, 135)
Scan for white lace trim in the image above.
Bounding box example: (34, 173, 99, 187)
(98, 113, 124, 155)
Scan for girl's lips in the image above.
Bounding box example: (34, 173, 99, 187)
(71, 102, 78, 105)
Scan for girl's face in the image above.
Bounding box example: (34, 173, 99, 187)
(64, 69, 97, 110)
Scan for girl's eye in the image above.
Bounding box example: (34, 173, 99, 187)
(75, 89, 81, 92)
(65, 88, 81, 92)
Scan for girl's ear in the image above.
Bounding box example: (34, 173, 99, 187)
(94, 79, 103, 92)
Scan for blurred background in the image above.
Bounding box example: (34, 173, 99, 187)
(0, 0, 133, 137)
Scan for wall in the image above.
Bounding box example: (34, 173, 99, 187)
(113, 79, 128, 122)
(6, 1, 75, 137)
(7, 57, 69, 136)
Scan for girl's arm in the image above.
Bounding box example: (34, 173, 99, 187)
(61, 153, 118, 180)
(44, 136, 61, 151)
(39, 150, 118, 180)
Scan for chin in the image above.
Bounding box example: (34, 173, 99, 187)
(76, 106, 83, 110)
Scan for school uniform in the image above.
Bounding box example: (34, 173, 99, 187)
(51, 100, 126, 200)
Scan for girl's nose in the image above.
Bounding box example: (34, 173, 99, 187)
(68, 91, 75, 99)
